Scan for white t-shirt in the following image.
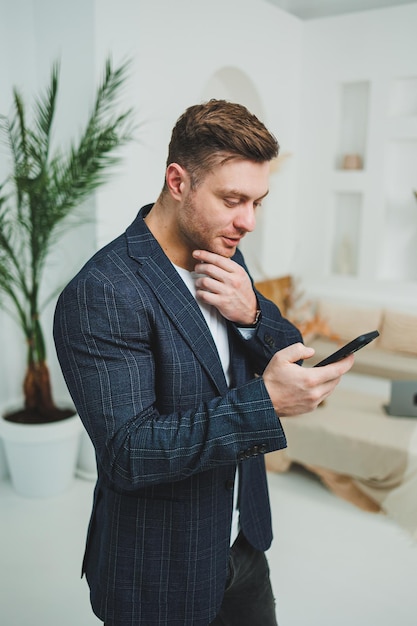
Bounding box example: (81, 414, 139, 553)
(174, 264, 240, 545)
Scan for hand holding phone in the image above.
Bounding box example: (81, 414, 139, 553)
(314, 330, 379, 367)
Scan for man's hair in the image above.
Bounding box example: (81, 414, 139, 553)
(163, 99, 279, 190)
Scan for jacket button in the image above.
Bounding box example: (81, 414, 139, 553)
(264, 333, 276, 348)
(259, 444, 267, 454)
(225, 479, 235, 491)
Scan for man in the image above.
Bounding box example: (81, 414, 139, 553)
(54, 100, 353, 626)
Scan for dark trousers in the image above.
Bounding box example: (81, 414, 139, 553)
(209, 532, 278, 626)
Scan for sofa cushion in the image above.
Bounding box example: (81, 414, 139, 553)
(378, 309, 417, 356)
(317, 300, 383, 343)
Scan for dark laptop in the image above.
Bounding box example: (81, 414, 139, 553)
(383, 380, 417, 418)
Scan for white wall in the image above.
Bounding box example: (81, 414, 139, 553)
(294, 3, 417, 310)
(92, 0, 303, 280)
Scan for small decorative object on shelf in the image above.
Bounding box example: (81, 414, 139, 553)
(342, 154, 362, 170)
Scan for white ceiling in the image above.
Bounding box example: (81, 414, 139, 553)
(265, 0, 417, 19)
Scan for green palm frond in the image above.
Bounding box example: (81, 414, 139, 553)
(32, 61, 59, 160)
(0, 57, 135, 411)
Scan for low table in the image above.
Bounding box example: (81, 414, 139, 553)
(267, 387, 417, 539)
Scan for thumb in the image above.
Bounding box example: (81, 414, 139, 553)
(275, 342, 315, 364)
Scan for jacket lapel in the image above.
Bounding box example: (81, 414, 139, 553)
(126, 208, 228, 395)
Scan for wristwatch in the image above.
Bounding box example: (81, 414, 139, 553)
(236, 308, 261, 328)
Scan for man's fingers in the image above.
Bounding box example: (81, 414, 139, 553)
(274, 342, 315, 364)
(193, 249, 234, 272)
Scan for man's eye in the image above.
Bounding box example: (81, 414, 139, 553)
(225, 199, 239, 207)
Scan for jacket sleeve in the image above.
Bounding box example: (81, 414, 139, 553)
(53, 273, 287, 492)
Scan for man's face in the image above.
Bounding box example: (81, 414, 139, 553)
(177, 158, 270, 259)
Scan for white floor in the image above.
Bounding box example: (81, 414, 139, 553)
(1, 467, 417, 626)
(268, 467, 417, 626)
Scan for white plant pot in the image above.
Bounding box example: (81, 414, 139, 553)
(76, 429, 97, 481)
(0, 436, 9, 481)
(0, 413, 83, 498)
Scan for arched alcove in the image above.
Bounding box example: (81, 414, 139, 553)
(200, 67, 266, 278)
(201, 67, 265, 120)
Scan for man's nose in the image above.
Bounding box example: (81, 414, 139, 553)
(234, 204, 256, 233)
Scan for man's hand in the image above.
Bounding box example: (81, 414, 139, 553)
(192, 250, 258, 325)
(263, 343, 354, 417)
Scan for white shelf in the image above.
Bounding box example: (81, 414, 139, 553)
(325, 76, 417, 285)
(336, 81, 370, 170)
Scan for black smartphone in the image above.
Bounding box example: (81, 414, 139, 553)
(314, 330, 380, 367)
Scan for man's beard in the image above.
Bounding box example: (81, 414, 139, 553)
(178, 193, 239, 258)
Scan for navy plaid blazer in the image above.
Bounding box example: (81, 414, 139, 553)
(53, 205, 302, 625)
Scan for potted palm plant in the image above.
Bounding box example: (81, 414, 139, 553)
(0, 58, 134, 496)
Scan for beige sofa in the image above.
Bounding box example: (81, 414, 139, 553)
(307, 300, 417, 380)
(259, 289, 417, 538)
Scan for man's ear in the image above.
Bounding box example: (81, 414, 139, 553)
(166, 163, 188, 200)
